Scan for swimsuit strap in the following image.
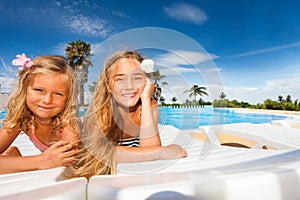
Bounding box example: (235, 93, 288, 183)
(29, 116, 63, 151)
(29, 131, 49, 152)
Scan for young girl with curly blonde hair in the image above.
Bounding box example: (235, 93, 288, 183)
(0, 54, 80, 174)
(70, 50, 187, 178)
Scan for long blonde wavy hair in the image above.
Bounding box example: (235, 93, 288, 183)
(69, 50, 144, 179)
(3, 55, 77, 134)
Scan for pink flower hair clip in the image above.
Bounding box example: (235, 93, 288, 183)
(12, 53, 34, 70)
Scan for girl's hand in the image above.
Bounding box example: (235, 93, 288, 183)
(140, 77, 154, 103)
(160, 144, 187, 160)
(38, 141, 77, 169)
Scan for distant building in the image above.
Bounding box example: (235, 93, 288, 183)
(84, 91, 93, 105)
(0, 93, 9, 109)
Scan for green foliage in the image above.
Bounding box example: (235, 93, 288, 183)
(212, 99, 254, 108)
(65, 40, 93, 70)
(259, 97, 300, 111)
(183, 85, 208, 106)
(212, 99, 227, 108)
(210, 92, 300, 111)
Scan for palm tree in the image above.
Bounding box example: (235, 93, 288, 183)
(198, 98, 205, 107)
(171, 97, 177, 104)
(184, 85, 208, 105)
(219, 92, 226, 100)
(150, 70, 168, 101)
(159, 96, 165, 105)
(278, 95, 283, 102)
(286, 95, 292, 103)
(65, 40, 93, 106)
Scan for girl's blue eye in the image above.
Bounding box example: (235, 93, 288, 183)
(133, 75, 144, 81)
(34, 88, 43, 92)
(115, 77, 124, 82)
(55, 93, 63, 96)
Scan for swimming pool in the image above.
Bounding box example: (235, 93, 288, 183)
(0, 107, 288, 130)
(158, 106, 287, 129)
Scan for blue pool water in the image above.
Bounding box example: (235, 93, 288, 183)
(158, 106, 287, 129)
(1, 106, 287, 130)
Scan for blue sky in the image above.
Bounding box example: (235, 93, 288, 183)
(1, 0, 300, 104)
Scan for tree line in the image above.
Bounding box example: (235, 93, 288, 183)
(213, 93, 300, 111)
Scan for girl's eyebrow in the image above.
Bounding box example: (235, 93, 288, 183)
(111, 74, 124, 78)
(111, 72, 144, 78)
(133, 72, 145, 76)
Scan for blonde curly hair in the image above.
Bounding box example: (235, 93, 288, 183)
(3, 55, 77, 134)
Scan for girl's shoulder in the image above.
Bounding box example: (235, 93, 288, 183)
(2, 123, 22, 132)
(0, 125, 22, 137)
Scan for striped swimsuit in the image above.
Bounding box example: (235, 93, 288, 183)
(118, 137, 140, 147)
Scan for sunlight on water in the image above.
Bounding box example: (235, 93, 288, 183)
(158, 106, 287, 129)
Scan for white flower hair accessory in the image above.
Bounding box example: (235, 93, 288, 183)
(12, 53, 34, 70)
(140, 59, 154, 73)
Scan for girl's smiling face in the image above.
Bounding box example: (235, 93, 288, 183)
(26, 73, 69, 122)
(108, 58, 146, 109)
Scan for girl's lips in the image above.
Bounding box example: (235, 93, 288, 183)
(122, 93, 137, 98)
(38, 105, 54, 110)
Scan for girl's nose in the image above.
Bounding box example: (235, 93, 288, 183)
(125, 78, 134, 90)
(42, 94, 52, 104)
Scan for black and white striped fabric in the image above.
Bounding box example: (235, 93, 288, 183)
(118, 137, 140, 147)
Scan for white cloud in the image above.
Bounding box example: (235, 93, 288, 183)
(156, 50, 219, 66)
(0, 58, 18, 93)
(111, 10, 131, 19)
(0, 57, 16, 74)
(51, 1, 113, 38)
(228, 41, 300, 58)
(63, 15, 111, 37)
(154, 50, 221, 85)
(0, 77, 17, 93)
(164, 3, 208, 25)
(53, 1, 61, 7)
(159, 67, 196, 76)
(225, 74, 300, 104)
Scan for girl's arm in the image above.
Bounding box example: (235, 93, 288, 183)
(116, 144, 187, 163)
(0, 125, 77, 174)
(0, 128, 20, 154)
(139, 78, 161, 147)
(0, 154, 45, 174)
(0, 141, 76, 174)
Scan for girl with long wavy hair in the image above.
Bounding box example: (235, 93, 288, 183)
(0, 54, 80, 174)
(70, 50, 187, 179)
